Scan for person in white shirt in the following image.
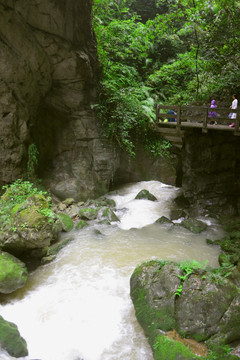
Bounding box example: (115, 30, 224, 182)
(229, 94, 238, 128)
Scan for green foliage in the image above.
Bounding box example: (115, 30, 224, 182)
(144, 132, 172, 158)
(209, 263, 236, 284)
(206, 343, 239, 360)
(153, 334, 198, 360)
(1, 179, 47, 207)
(93, 0, 240, 156)
(175, 260, 208, 297)
(0, 179, 53, 230)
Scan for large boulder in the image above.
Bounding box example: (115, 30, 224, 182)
(0, 315, 28, 358)
(0, 193, 57, 256)
(130, 260, 240, 360)
(0, 186, 58, 262)
(0, 251, 27, 294)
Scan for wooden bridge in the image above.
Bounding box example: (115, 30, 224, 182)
(154, 104, 240, 148)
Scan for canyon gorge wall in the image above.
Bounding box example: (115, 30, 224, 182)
(0, 0, 119, 200)
(181, 129, 240, 216)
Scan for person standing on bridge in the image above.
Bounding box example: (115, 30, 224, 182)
(208, 99, 217, 124)
(229, 94, 238, 128)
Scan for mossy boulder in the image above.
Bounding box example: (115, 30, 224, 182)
(98, 207, 120, 223)
(130, 260, 181, 345)
(94, 197, 116, 208)
(180, 218, 207, 233)
(130, 260, 240, 360)
(135, 189, 157, 201)
(0, 192, 58, 256)
(215, 233, 240, 266)
(75, 220, 89, 230)
(0, 315, 28, 357)
(56, 213, 74, 232)
(78, 207, 99, 220)
(155, 216, 173, 225)
(0, 251, 28, 294)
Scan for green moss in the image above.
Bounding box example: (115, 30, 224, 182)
(101, 207, 119, 222)
(78, 207, 99, 220)
(206, 343, 239, 360)
(94, 198, 116, 207)
(130, 283, 175, 346)
(75, 220, 89, 230)
(153, 334, 199, 360)
(16, 207, 46, 228)
(57, 213, 74, 232)
(0, 315, 28, 357)
(135, 189, 157, 201)
(0, 182, 53, 232)
(0, 252, 28, 294)
(181, 219, 207, 233)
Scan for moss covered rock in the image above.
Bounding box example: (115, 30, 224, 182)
(0, 251, 27, 294)
(180, 218, 207, 233)
(78, 207, 99, 220)
(130, 260, 240, 360)
(0, 191, 58, 257)
(0, 315, 28, 357)
(135, 189, 157, 201)
(56, 213, 74, 232)
(75, 220, 89, 230)
(98, 207, 120, 223)
(155, 216, 173, 225)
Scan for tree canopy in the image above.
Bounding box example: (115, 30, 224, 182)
(93, 0, 240, 155)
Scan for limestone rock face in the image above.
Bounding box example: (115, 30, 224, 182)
(181, 131, 240, 216)
(0, 0, 118, 200)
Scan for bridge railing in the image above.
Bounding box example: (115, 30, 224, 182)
(156, 104, 240, 134)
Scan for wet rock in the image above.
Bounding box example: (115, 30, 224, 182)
(0, 251, 27, 294)
(0, 315, 28, 357)
(41, 236, 74, 264)
(130, 259, 240, 359)
(78, 207, 99, 221)
(180, 218, 207, 233)
(135, 189, 157, 201)
(170, 209, 187, 220)
(175, 273, 237, 342)
(75, 220, 89, 230)
(155, 216, 173, 225)
(98, 207, 120, 223)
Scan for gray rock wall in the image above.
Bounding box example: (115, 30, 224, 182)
(0, 0, 118, 200)
(181, 130, 240, 216)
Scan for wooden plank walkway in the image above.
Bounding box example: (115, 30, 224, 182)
(155, 104, 240, 135)
(154, 104, 240, 148)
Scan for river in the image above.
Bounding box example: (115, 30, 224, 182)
(0, 181, 223, 360)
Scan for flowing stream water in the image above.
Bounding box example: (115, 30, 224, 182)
(0, 181, 224, 360)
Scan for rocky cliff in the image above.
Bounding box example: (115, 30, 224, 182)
(0, 0, 118, 200)
(181, 130, 240, 216)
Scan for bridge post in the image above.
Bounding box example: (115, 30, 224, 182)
(176, 105, 181, 131)
(156, 104, 159, 123)
(202, 108, 208, 133)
